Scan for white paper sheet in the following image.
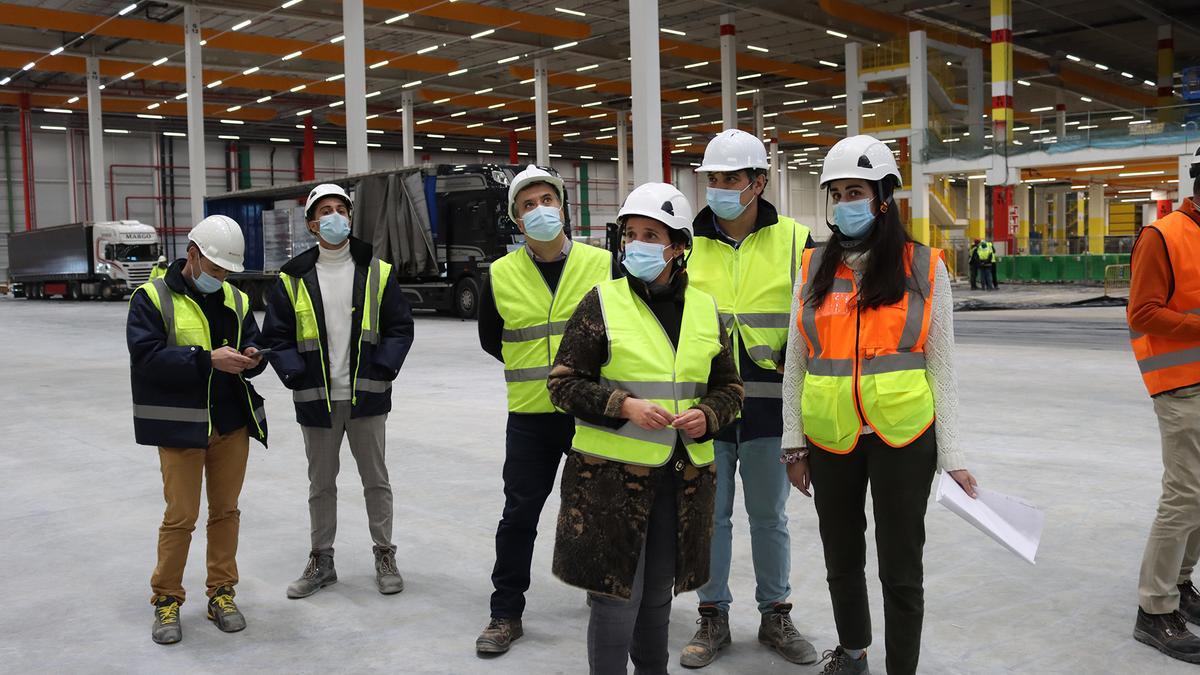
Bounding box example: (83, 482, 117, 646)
(935, 472, 1045, 565)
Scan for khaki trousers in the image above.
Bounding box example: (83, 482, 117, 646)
(150, 427, 250, 604)
(1139, 385, 1200, 613)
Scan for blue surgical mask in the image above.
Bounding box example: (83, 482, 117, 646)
(521, 205, 563, 242)
(706, 183, 754, 221)
(622, 240, 672, 283)
(318, 212, 351, 245)
(192, 266, 223, 294)
(833, 198, 877, 239)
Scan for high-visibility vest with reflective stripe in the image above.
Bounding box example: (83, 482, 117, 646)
(977, 242, 996, 263)
(150, 265, 168, 280)
(1130, 209, 1200, 396)
(796, 243, 940, 453)
(135, 277, 267, 441)
(571, 277, 722, 467)
(689, 216, 811, 386)
(491, 242, 611, 412)
(280, 257, 393, 408)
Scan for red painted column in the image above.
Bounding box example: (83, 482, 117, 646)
(18, 92, 34, 230)
(508, 130, 519, 164)
(302, 114, 316, 181)
(661, 139, 671, 185)
(992, 185, 1013, 246)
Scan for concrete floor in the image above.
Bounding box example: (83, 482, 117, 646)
(0, 296, 1192, 674)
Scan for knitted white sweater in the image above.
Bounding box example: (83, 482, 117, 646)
(781, 251, 966, 471)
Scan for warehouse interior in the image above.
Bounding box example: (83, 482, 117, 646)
(2, 0, 1200, 673)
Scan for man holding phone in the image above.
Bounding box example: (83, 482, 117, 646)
(126, 215, 269, 645)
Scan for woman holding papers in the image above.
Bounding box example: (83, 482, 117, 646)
(780, 135, 977, 675)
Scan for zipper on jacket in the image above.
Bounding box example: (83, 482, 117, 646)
(851, 285, 867, 427)
(633, 284, 681, 417)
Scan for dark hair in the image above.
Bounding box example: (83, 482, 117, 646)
(806, 204, 912, 310)
(1193, 174, 1199, 200)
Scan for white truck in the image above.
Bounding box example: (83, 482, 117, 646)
(7, 220, 161, 300)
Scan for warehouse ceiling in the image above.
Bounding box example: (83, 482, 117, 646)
(0, 0, 1195, 170)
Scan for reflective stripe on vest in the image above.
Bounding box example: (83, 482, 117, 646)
(796, 243, 939, 453)
(689, 216, 811, 385)
(570, 277, 721, 467)
(1131, 209, 1200, 396)
(491, 242, 611, 413)
(281, 257, 393, 408)
(135, 278, 264, 440)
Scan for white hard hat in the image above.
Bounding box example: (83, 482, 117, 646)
(304, 183, 353, 220)
(157, 255, 167, 264)
(819, 134, 902, 189)
(618, 183, 694, 243)
(507, 164, 565, 220)
(188, 215, 245, 273)
(695, 129, 770, 173)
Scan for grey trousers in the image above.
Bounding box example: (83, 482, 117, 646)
(587, 478, 678, 675)
(1139, 384, 1200, 613)
(301, 401, 393, 555)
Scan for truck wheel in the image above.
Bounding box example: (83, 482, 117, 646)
(100, 283, 117, 301)
(28, 283, 41, 300)
(67, 283, 81, 301)
(453, 277, 480, 319)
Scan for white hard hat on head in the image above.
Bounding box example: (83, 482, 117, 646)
(188, 215, 245, 273)
(618, 182, 694, 243)
(819, 134, 902, 189)
(507, 164, 565, 220)
(304, 183, 353, 220)
(157, 255, 167, 264)
(695, 129, 770, 173)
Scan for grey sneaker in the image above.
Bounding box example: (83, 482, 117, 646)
(374, 545, 404, 595)
(287, 551, 337, 599)
(206, 586, 246, 633)
(818, 647, 870, 674)
(476, 617, 523, 655)
(680, 605, 731, 668)
(758, 602, 817, 664)
(151, 595, 182, 645)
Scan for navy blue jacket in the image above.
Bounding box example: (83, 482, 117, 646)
(127, 260, 268, 448)
(261, 237, 415, 428)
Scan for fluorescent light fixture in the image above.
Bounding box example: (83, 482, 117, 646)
(281, 0, 302, 8)
(597, 134, 614, 138)
(50, 46, 64, 56)
(802, 132, 819, 137)
(498, 55, 521, 64)
(475, 88, 493, 95)
(226, 105, 242, 112)
(289, 84, 306, 92)
(1080, 96, 1092, 102)
(746, 45, 768, 53)
(1109, 115, 1134, 121)
(826, 29, 848, 38)
(551, 120, 566, 126)
(785, 81, 809, 88)
(1118, 188, 1154, 194)
(296, 109, 312, 116)
(118, 3, 138, 16)
(231, 19, 252, 31)
(563, 132, 580, 137)
(1094, 63, 1108, 71)
(329, 100, 343, 107)
(365, 90, 380, 98)
(679, 98, 699, 104)
(679, 114, 700, 120)
(1029, 129, 1050, 134)
(40, 125, 66, 131)
(555, 7, 585, 16)
(485, 138, 502, 143)
(1128, 119, 1151, 125)
(1013, 125, 1030, 131)
(104, 128, 130, 134)
(163, 131, 186, 137)
(802, 120, 820, 126)
(967, 174, 986, 179)
(737, 73, 761, 80)
(661, 28, 686, 36)
(1121, 71, 1134, 78)
(514, 126, 531, 131)
(282, 50, 304, 61)
(434, 97, 452, 104)
(367, 129, 383, 134)
(589, 112, 605, 118)
(763, 112, 778, 118)
(832, 93, 847, 99)
(44, 108, 72, 114)
(417, 45, 438, 54)
(550, 153, 562, 158)
(207, 79, 224, 89)
(1066, 54, 1081, 62)
(442, 147, 457, 152)
(1030, 106, 1053, 113)
(1065, 120, 1080, 126)
(813, 104, 836, 111)
(242, 66, 260, 75)
(67, 97, 80, 104)
(1118, 170, 1164, 177)
(577, 64, 599, 72)
(576, 83, 595, 90)
(20, 62, 34, 71)
(471, 29, 495, 39)
(1023, 177, 1055, 183)
(1078, 124, 1098, 130)
(488, 102, 505, 109)
(451, 111, 466, 117)
(326, 73, 344, 81)
(1076, 165, 1124, 172)
(369, 60, 388, 69)
(448, 68, 468, 76)
(174, 92, 187, 100)
(503, 116, 519, 122)
(147, 102, 161, 109)
(366, 113, 378, 119)
(427, 133, 445, 138)
(1017, 79, 1031, 86)
(554, 41, 578, 50)
(684, 61, 708, 69)
(218, 135, 240, 140)
(1144, 79, 1155, 86)
(686, 81, 711, 89)
(783, 99, 808, 106)
(417, 119, 431, 124)
(317, 140, 336, 145)
(520, 78, 535, 84)
(256, 96, 272, 103)
(403, 80, 422, 88)
(330, 35, 344, 44)
(385, 13, 409, 24)
(819, 60, 839, 68)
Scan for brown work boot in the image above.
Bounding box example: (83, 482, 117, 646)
(1179, 581, 1200, 625)
(1134, 608, 1200, 663)
(476, 617, 523, 656)
(759, 602, 817, 664)
(679, 605, 731, 668)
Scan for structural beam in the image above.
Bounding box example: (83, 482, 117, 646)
(534, 57, 549, 166)
(1014, 182, 1030, 253)
(183, 4, 205, 226)
(966, 47, 984, 141)
(990, 0, 1013, 143)
(967, 177, 985, 241)
(753, 91, 764, 140)
(844, 42, 862, 136)
(616, 110, 629, 203)
(908, 30, 931, 244)
(1158, 25, 1174, 123)
(629, 0, 663, 184)
(342, 0, 369, 174)
(719, 13, 736, 130)
(401, 90, 415, 166)
(85, 55, 105, 224)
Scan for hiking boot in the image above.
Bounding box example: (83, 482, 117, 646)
(287, 551, 337, 599)
(151, 595, 182, 645)
(1134, 608, 1200, 663)
(206, 587, 246, 633)
(1180, 581, 1200, 625)
(679, 605, 731, 668)
(476, 617, 523, 655)
(374, 545, 404, 595)
(818, 646, 870, 674)
(759, 602, 818, 664)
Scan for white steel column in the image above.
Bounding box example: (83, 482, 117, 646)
(779, 163, 790, 215)
(966, 48, 984, 141)
(401, 90, 415, 166)
(768, 137, 780, 207)
(534, 58, 550, 166)
(629, 0, 663, 184)
(1014, 182, 1030, 253)
(753, 91, 764, 140)
(719, 13, 736, 130)
(183, 5, 206, 226)
(85, 56, 106, 223)
(1052, 190, 1067, 254)
(342, 0, 369, 173)
(616, 110, 629, 202)
(844, 42, 862, 136)
(908, 31, 931, 244)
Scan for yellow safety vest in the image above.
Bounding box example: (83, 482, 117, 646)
(688, 216, 811, 381)
(280, 257, 392, 409)
(150, 265, 168, 280)
(136, 277, 266, 439)
(571, 277, 722, 467)
(490, 242, 611, 413)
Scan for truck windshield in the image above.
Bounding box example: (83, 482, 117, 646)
(105, 244, 158, 262)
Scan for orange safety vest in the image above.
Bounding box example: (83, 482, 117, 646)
(795, 242, 941, 453)
(1130, 208, 1200, 396)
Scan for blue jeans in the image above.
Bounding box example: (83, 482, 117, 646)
(696, 434, 792, 614)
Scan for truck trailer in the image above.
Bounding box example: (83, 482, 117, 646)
(7, 221, 161, 300)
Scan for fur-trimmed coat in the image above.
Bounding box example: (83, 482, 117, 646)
(547, 271, 744, 599)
